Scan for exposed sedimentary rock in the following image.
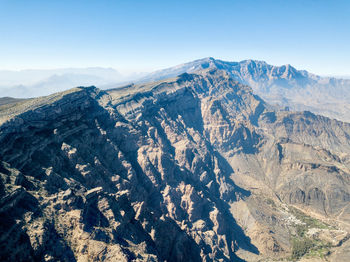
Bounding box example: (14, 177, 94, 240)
(0, 69, 350, 261)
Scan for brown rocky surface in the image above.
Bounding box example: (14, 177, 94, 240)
(0, 69, 350, 261)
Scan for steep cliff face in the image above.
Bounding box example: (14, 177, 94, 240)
(0, 69, 350, 261)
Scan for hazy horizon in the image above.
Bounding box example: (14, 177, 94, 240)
(1, 58, 350, 79)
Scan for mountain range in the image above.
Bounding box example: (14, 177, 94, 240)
(0, 68, 141, 98)
(1, 68, 350, 261)
(2, 58, 349, 123)
(138, 57, 350, 123)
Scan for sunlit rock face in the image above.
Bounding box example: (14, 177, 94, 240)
(1, 69, 350, 261)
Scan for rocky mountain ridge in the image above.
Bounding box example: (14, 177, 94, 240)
(2, 57, 350, 123)
(0, 69, 350, 261)
(140, 57, 350, 122)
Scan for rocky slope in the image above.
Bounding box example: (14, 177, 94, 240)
(140, 57, 350, 123)
(0, 69, 350, 261)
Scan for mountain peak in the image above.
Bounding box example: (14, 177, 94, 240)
(240, 59, 268, 65)
(136, 57, 350, 122)
(197, 56, 216, 62)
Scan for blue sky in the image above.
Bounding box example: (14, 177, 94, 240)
(0, 0, 349, 75)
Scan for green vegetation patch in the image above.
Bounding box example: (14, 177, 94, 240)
(289, 206, 331, 231)
(291, 238, 331, 260)
(291, 238, 314, 260)
(288, 206, 333, 260)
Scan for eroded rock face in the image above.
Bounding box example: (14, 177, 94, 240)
(0, 69, 350, 261)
